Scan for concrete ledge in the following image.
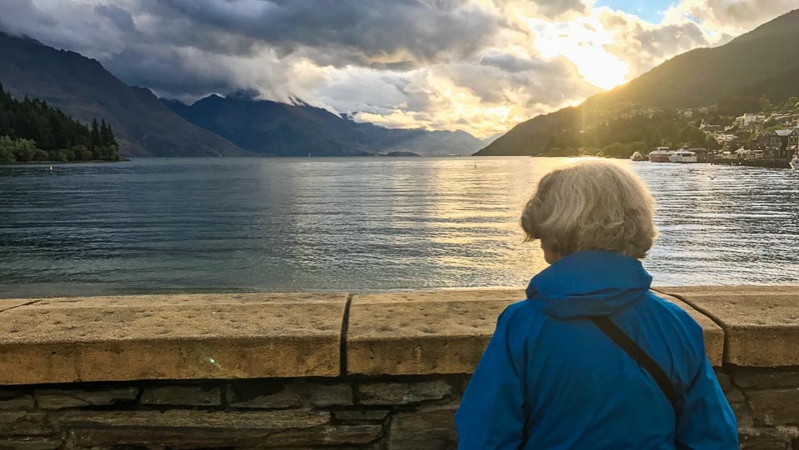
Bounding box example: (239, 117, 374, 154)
(346, 290, 523, 376)
(656, 287, 799, 367)
(657, 293, 725, 366)
(0, 294, 347, 385)
(347, 290, 727, 375)
(0, 300, 34, 314)
(0, 287, 797, 384)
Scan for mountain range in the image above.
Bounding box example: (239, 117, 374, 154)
(0, 32, 245, 157)
(163, 93, 483, 157)
(477, 8, 799, 156)
(2, 8, 798, 158)
(0, 32, 482, 158)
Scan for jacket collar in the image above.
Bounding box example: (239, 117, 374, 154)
(525, 250, 652, 319)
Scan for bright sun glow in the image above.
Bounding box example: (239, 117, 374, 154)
(527, 16, 630, 90)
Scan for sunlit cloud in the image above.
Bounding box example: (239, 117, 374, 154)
(524, 14, 631, 89)
(0, 0, 796, 138)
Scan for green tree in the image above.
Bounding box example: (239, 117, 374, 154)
(0, 135, 39, 162)
(0, 84, 121, 163)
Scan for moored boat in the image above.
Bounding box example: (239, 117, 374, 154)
(648, 147, 671, 163)
(791, 154, 799, 170)
(630, 151, 646, 161)
(669, 150, 698, 163)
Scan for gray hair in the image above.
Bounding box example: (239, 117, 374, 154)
(521, 160, 656, 259)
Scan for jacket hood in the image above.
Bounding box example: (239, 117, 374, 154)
(525, 250, 652, 319)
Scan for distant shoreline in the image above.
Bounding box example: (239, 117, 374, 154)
(0, 158, 130, 166)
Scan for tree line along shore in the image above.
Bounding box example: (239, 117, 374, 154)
(0, 84, 119, 163)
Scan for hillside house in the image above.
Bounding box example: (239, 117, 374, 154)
(714, 133, 738, 145)
(699, 122, 724, 134)
(736, 113, 766, 129)
(757, 129, 798, 158)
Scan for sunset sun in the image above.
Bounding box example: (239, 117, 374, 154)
(527, 16, 631, 90)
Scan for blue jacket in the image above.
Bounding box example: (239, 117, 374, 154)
(455, 251, 737, 449)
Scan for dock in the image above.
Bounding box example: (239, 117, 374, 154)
(710, 158, 791, 169)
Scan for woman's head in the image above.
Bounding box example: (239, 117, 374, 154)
(521, 160, 656, 261)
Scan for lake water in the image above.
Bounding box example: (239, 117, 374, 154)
(1, 157, 797, 298)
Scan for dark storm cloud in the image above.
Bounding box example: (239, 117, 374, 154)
(140, 0, 501, 65)
(95, 4, 136, 32)
(102, 47, 239, 98)
(480, 53, 544, 73)
(0, 0, 57, 36)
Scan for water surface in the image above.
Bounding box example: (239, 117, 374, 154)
(1, 157, 797, 298)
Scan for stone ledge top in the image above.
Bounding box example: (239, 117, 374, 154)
(347, 289, 726, 375)
(347, 289, 524, 376)
(0, 293, 348, 384)
(0, 287, 797, 384)
(656, 287, 799, 367)
(656, 293, 725, 366)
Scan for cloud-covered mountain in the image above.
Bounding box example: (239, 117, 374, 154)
(477, 8, 799, 156)
(163, 94, 484, 157)
(0, 32, 247, 157)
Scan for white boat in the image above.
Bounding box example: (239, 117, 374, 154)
(669, 150, 698, 163)
(630, 151, 646, 161)
(791, 154, 799, 170)
(648, 147, 672, 163)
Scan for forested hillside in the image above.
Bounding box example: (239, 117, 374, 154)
(0, 84, 118, 162)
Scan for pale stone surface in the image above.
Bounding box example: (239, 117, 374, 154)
(0, 293, 347, 384)
(656, 293, 725, 366)
(0, 300, 37, 314)
(347, 289, 727, 375)
(347, 290, 524, 376)
(657, 288, 799, 367)
(36, 387, 139, 409)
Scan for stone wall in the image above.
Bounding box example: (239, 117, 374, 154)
(0, 287, 797, 449)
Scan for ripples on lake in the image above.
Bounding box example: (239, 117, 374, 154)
(0, 157, 797, 298)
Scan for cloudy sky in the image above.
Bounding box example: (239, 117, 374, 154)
(1, 0, 797, 138)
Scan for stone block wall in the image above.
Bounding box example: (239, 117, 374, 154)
(0, 287, 797, 449)
(0, 376, 468, 449)
(1, 371, 798, 449)
(721, 368, 799, 450)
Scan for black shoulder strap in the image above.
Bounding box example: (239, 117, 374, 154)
(589, 316, 677, 409)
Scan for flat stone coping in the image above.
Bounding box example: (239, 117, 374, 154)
(347, 290, 725, 375)
(0, 294, 348, 385)
(0, 287, 796, 385)
(656, 287, 799, 367)
(651, 293, 725, 366)
(347, 289, 523, 376)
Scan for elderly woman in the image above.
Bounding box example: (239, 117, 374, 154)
(455, 160, 737, 449)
